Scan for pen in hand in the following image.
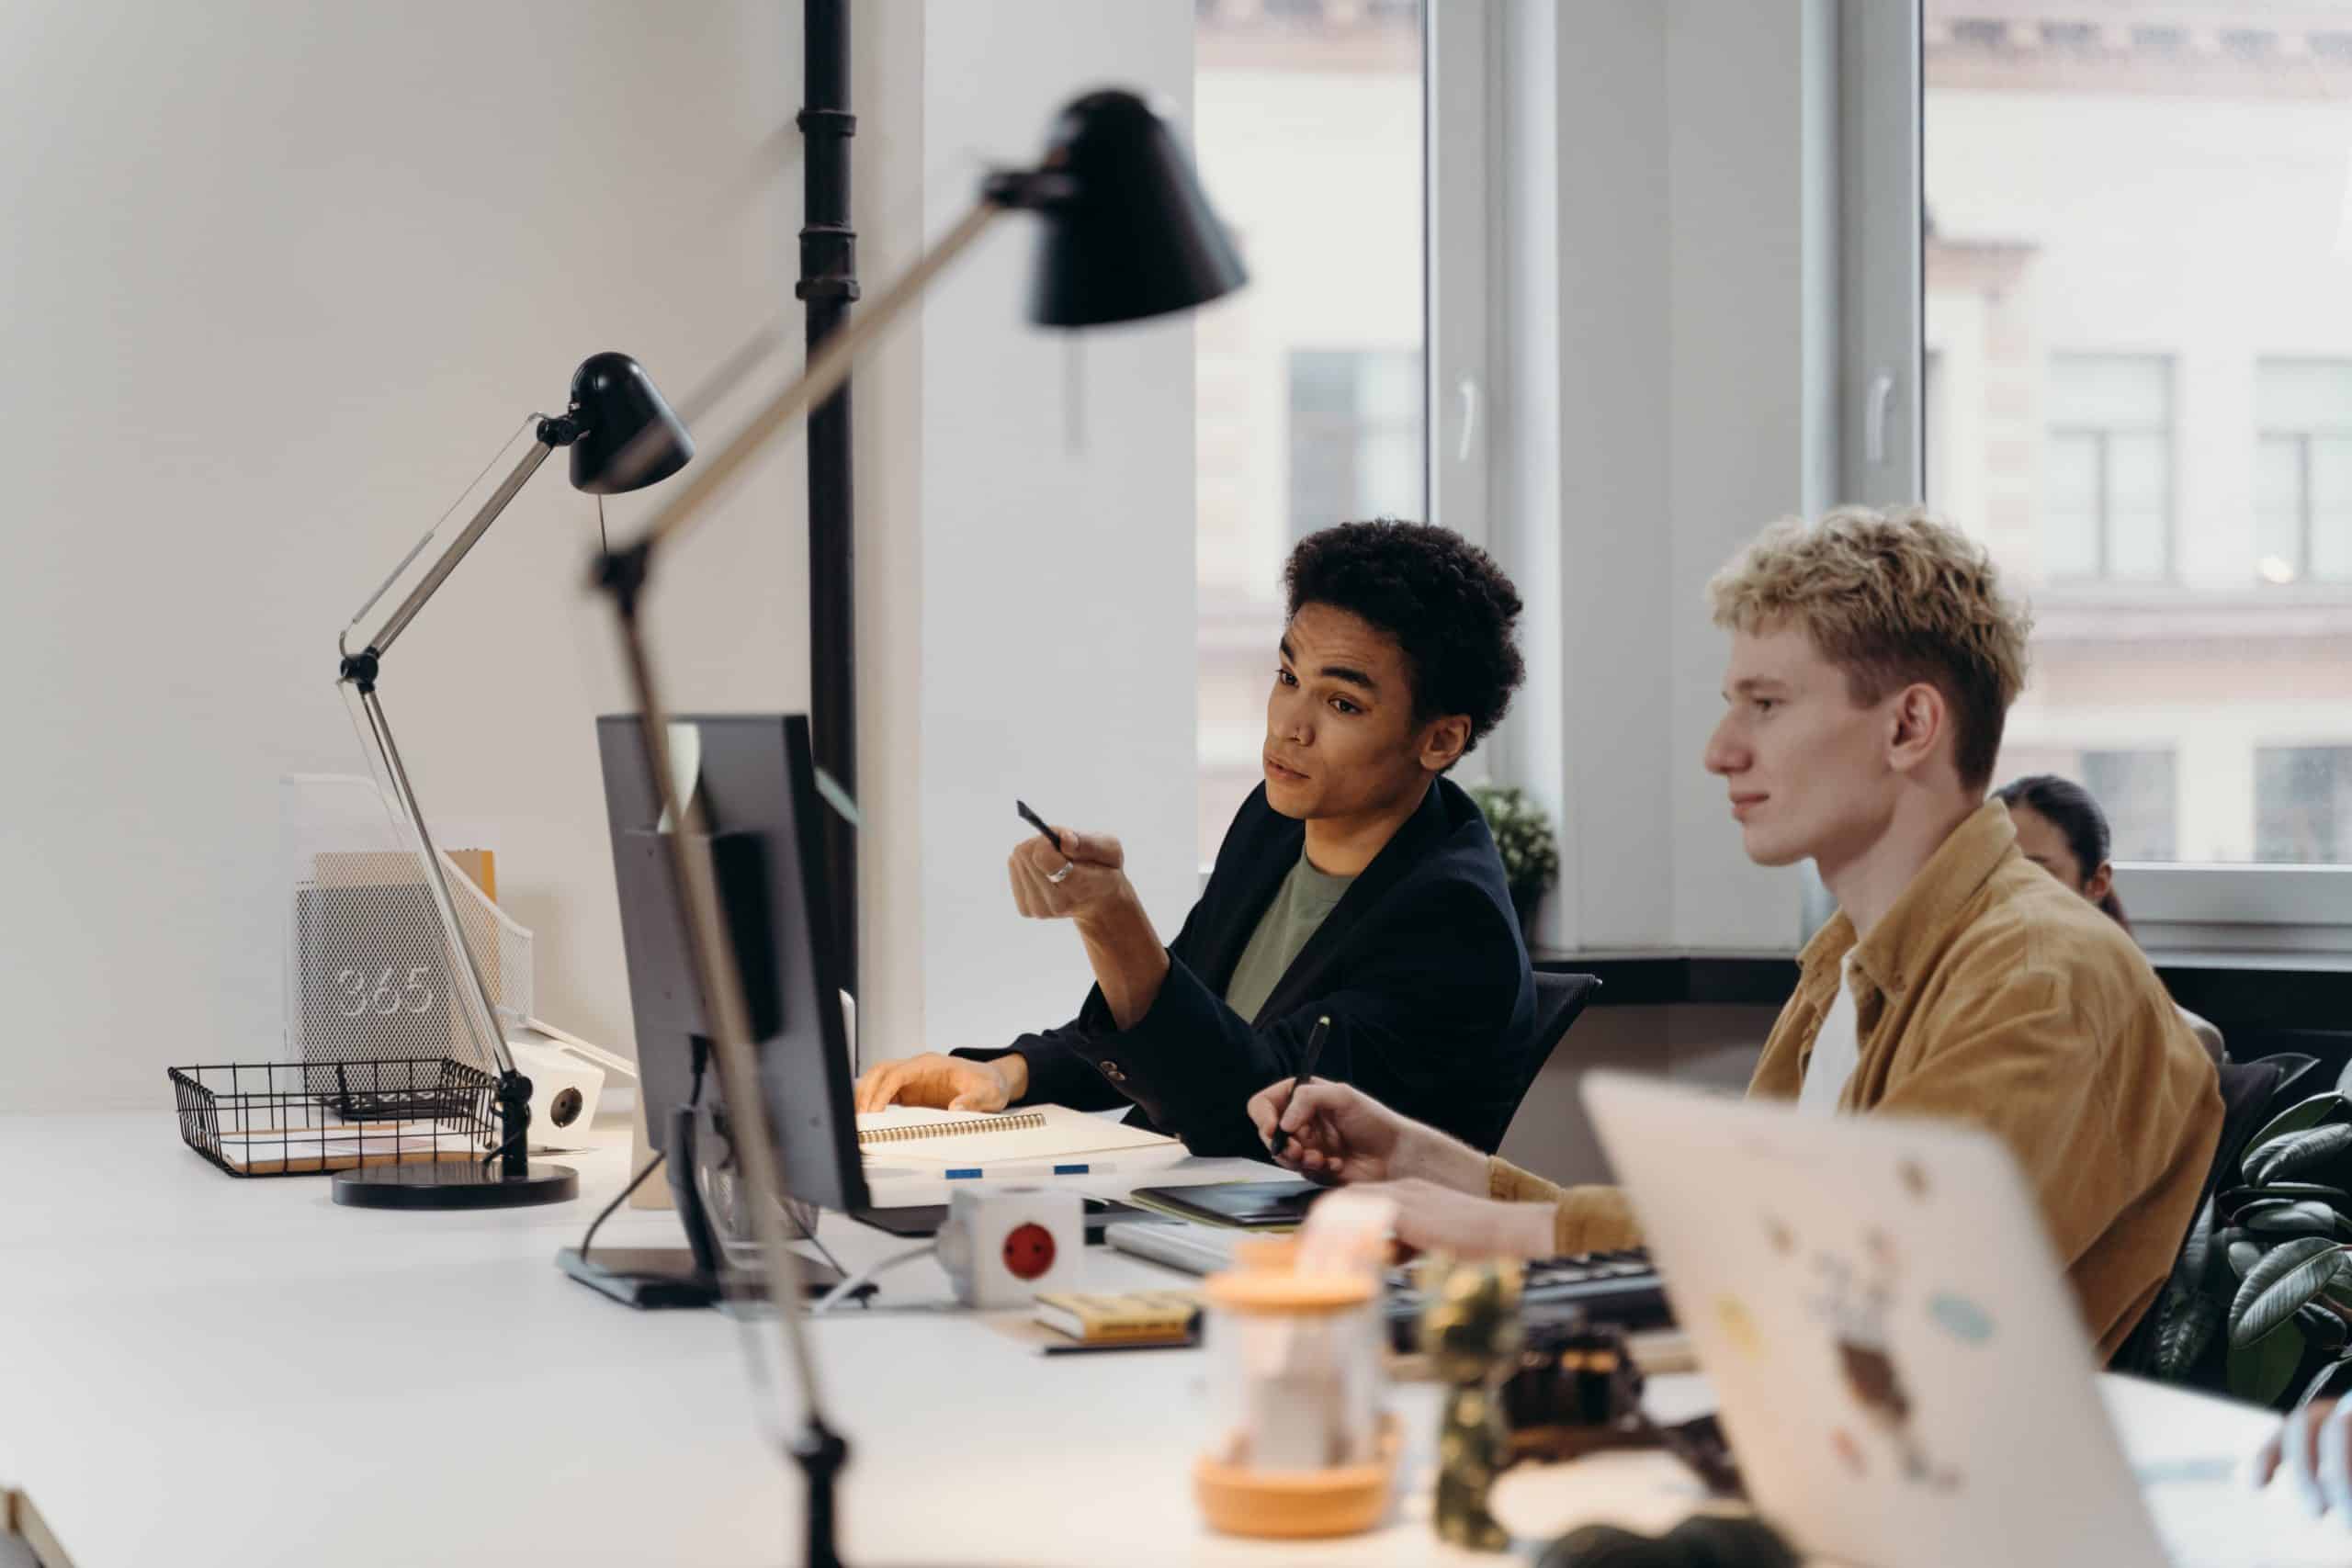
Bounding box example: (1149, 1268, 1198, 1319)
(1270, 1014, 1332, 1158)
(1016, 798, 1065, 854)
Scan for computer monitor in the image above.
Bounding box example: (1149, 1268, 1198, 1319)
(560, 713, 868, 1308)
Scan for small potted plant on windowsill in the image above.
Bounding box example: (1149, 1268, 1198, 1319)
(1467, 784, 1559, 940)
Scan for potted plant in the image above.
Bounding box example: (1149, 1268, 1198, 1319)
(1467, 784, 1559, 939)
(2148, 1073, 2352, 1412)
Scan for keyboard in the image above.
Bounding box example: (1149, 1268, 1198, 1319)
(1384, 1250, 1670, 1350)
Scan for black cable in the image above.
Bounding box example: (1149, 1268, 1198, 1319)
(477, 1128, 526, 1168)
(578, 1148, 666, 1265)
(789, 1203, 855, 1299)
(565, 1044, 848, 1294)
(578, 1041, 703, 1265)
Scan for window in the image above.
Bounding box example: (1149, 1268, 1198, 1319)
(1908, 0, 2352, 882)
(1193, 0, 1427, 866)
(2081, 749, 2177, 862)
(2255, 361, 2352, 585)
(2257, 748, 2352, 864)
(1287, 349, 1423, 541)
(2042, 355, 2172, 581)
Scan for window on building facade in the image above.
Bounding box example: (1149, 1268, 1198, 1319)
(1287, 348, 1423, 543)
(2081, 749, 2177, 862)
(2256, 360, 2352, 585)
(2256, 747, 2352, 864)
(2042, 355, 2172, 582)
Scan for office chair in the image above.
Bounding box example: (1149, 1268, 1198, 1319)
(1498, 972, 1602, 1136)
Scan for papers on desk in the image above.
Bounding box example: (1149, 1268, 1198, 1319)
(209, 1120, 482, 1176)
(854, 1103, 1177, 1169)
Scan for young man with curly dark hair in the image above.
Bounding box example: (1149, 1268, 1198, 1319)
(853, 520, 1542, 1158)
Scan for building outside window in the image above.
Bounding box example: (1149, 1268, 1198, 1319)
(2081, 748, 2177, 862)
(1287, 348, 1422, 545)
(1923, 0, 2352, 866)
(2257, 747, 2352, 864)
(2042, 355, 2172, 581)
(2255, 359, 2352, 585)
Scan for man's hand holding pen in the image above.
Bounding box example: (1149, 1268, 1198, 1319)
(1008, 823, 1136, 925)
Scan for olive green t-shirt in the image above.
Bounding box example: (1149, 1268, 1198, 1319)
(1222, 852, 1355, 1023)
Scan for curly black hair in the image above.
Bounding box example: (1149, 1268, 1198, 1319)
(1283, 519, 1526, 763)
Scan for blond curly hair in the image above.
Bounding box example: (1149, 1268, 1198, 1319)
(1706, 506, 2032, 790)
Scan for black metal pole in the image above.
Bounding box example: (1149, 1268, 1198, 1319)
(800, 0, 860, 1002)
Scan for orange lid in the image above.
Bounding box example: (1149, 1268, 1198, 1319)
(1231, 1235, 1301, 1271)
(1204, 1268, 1374, 1314)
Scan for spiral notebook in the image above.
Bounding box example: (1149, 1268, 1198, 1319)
(854, 1103, 1178, 1168)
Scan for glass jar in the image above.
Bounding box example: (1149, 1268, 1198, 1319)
(1193, 1237, 1396, 1538)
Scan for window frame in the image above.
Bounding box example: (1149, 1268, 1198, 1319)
(1851, 1, 2352, 951)
(1426, 0, 1493, 563)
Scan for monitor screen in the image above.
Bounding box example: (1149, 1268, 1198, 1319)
(595, 713, 868, 1216)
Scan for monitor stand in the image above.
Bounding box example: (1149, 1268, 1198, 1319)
(558, 1105, 865, 1307)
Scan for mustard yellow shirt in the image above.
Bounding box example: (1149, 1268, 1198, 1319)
(1491, 801, 2222, 1362)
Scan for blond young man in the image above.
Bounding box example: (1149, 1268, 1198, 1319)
(1250, 506, 2222, 1360)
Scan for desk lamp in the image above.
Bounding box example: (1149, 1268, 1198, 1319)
(333, 353, 693, 1212)
(585, 90, 1243, 1566)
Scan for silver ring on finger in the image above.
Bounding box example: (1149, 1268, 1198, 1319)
(1047, 861, 1076, 885)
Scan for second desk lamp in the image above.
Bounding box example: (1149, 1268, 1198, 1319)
(332, 353, 694, 1211)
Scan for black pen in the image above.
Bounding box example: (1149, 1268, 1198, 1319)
(1271, 1014, 1332, 1157)
(1015, 799, 1065, 854)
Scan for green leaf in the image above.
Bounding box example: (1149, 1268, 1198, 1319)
(2301, 1303, 2351, 1351)
(2245, 1094, 2352, 1166)
(2245, 1201, 2352, 1239)
(2154, 1292, 2222, 1382)
(2231, 1236, 2348, 1348)
(2177, 1195, 2216, 1290)
(2232, 1320, 2313, 1407)
(2246, 1124, 2352, 1189)
(2220, 1184, 2352, 1219)
(2225, 1233, 2265, 1280)
(2296, 1357, 2352, 1413)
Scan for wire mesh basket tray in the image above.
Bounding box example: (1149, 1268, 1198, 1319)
(169, 1058, 497, 1178)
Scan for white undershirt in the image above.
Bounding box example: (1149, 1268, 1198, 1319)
(1798, 960, 1862, 1115)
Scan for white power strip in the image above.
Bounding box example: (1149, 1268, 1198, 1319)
(1103, 1219, 1241, 1277)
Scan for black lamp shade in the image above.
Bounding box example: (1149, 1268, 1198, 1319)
(567, 352, 694, 494)
(1024, 90, 1248, 330)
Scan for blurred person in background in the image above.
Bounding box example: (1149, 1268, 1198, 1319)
(1995, 773, 2225, 1064)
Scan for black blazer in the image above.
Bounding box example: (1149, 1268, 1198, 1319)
(959, 778, 1537, 1158)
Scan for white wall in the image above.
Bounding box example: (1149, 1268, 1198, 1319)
(0, 2, 814, 1110)
(860, 1, 1203, 1064)
(1495, 0, 1832, 954)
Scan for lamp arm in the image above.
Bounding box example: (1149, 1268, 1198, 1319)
(349, 682, 520, 1084)
(611, 195, 1006, 558)
(345, 424, 571, 666)
(332, 423, 577, 1111)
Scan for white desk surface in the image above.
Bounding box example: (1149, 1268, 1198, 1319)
(0, 1112, 2308, 1567)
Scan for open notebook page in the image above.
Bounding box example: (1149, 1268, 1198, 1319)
(854, 1103, 1177, 1166)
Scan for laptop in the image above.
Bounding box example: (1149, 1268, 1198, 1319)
(1580, 1072, 2344, 1568)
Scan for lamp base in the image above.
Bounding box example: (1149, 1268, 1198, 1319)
(334, 1159, 579, 1210)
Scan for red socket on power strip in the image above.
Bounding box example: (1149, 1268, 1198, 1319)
(938, 1188, 1081, 1306)
(1002, 1222, 1057, 1280)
